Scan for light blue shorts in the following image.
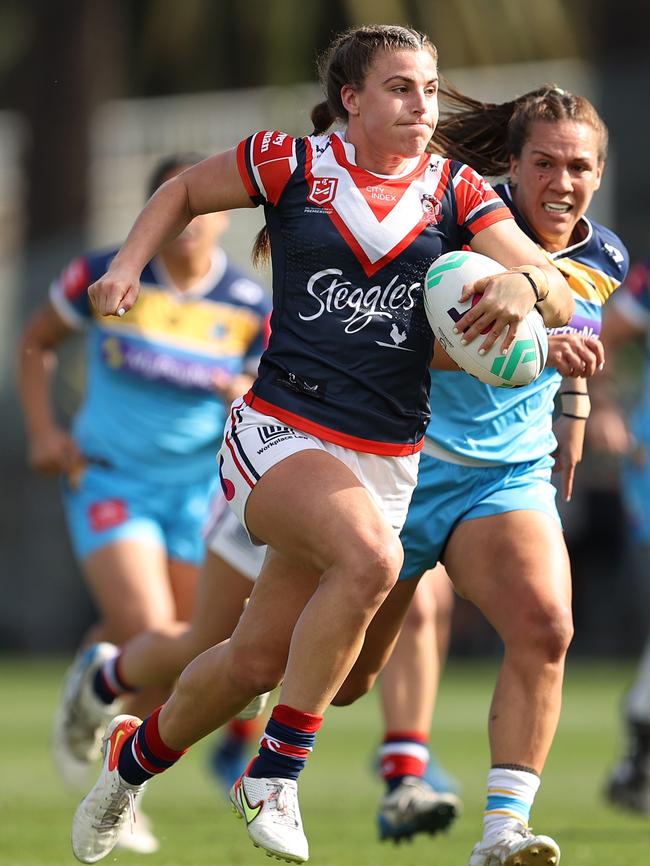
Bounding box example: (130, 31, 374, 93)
(62, 462, 218, 564)
(399, 452, 560, 581)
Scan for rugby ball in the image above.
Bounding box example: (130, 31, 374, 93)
(424, 250, 548, 388)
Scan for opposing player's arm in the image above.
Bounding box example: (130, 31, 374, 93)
(470, 220, 574, 328)
(546, 332, 604, 377)
(16, 302, 82, 474)
(430, 340, 462, 371)
(89, 149, 253, 317)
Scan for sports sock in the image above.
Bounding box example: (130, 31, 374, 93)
(482, 765, 540, 840)
(217, 718, 260, 760)
(118, 706, 187, 785)
(248, 704, 323, 781)
(379, 731, 429, 792)
(93, 653, 134, 704)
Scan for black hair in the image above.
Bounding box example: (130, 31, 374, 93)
(146, 152, 205, 199)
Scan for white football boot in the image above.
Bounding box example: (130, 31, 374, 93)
(230, 771, 309, 863)
(378, 775, 461, 841)
(53, 642, 122, 788)
(72, 714, 148, 864)
(468, 824, 560, 866)
(237, 691, 271, 721)
(115, 806, 159, 854)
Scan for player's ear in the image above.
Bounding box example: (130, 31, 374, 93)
(341, 85, 360, 117)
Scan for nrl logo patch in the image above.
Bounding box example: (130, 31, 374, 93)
(308, 177, 338, 206)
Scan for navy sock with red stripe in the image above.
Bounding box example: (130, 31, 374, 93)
(118, 707, 187, 785)
(248, 704, 323, 781)
(379, 731, 430, 792)
(93, 653, 135, 704)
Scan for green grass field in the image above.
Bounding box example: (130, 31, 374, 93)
(1, 656, 648, 866)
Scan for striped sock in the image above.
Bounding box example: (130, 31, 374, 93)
(118, 706, 187, 785)
(379, 731, 429, 791)
(93, 653, 134, 704)
(218, 718, 260, 761)
(483, 766, 540, 840)
(248, 704, 323, 781)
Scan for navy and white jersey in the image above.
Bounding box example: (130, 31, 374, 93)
(610, 256, 650, 444)
(50, 247, 271, 484)
(424, 183, 629, 465)
(236, 129, 512, 456)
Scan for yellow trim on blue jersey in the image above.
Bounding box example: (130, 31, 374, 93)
(549, 254, 620, 304)
(94, 286, 262, 357)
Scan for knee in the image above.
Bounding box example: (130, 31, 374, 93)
(338, 535, 404, 611)
(332, 669, 378, 706)
(507, 601, 574, 664)
(227, 642, 285, 696)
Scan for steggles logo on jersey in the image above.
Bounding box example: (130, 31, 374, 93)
(299, 268, 420, 336)
(308, 177, 338, 206)
(375, 322, 413, 352)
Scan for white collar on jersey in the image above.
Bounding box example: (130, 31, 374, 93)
(336, 129, 425, 179)
(149, 246, 227, 299)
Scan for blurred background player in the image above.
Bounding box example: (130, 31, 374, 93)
(60, 489, 271, 799)
(588, 254, 650, 814)
(372, 85, 628, 859)
(16, 153, 270, 851)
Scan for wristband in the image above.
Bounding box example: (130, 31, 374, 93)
(518, 270, 549, 304)
(560, 390, 591, 420)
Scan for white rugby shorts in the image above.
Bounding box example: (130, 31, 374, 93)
(218, 399, 420, 544)
(204, 490, 266, 581)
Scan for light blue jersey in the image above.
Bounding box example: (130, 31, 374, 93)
(50, 247, 271, 485)
(425, 184, 629, 465)
(399, 185, 629, 578)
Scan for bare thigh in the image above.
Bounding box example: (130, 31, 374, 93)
(443, 510, 572, 640)
(82, 538, 176, 642)
(245, 449, 401, 576)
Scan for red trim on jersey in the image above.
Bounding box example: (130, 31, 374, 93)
(330, 134, 430, 193)
(245, 130, 296, 205)
(329, 134, 430, 222)
(454, 164, 508, 226)
(236, 140, 258, 198)
(244, 390, 424, 456)
(469, 208, 513, 236)
(324, 208, 428, 277)
(315, 156, 451, 279)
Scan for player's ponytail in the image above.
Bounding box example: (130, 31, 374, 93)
(311, 101, 336, 135)
(432, 81, 608, 176)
